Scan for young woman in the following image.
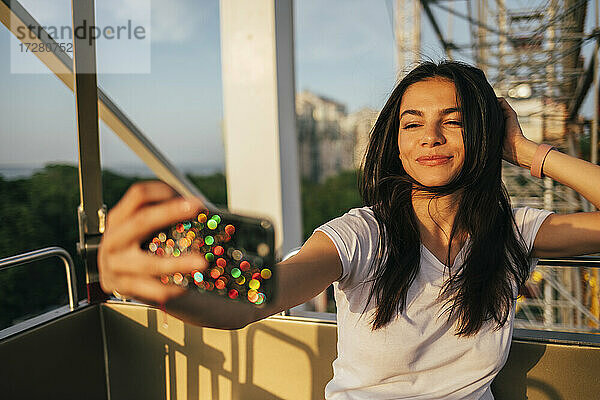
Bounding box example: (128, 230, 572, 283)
(98, 61, 600, 399)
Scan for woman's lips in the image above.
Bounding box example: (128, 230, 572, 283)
(416, 155, 453, 166)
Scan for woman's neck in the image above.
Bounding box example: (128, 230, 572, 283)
(411, 191, 463, 245)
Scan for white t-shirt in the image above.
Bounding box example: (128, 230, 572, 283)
(316, 206, 553, 400)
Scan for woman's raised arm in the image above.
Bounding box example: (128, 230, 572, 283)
(165, 231, 342, 329)
(249, 231, 342, 323)
(499, 97, 600, 258)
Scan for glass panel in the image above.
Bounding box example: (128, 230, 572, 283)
(0, 5, 83, 329)
(291, 0, 600, 331)
(2, 0, 227, 330)
(94, 0, 225, 185)
(3, 0, 598, 336)
(292, 0, 395, 315)
(418, 1, 600, 334)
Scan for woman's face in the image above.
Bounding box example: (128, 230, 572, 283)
(397, 78, 465, 187)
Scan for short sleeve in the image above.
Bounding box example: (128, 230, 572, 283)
(512, 207, 554, 272)
(314, 207, 380, 288)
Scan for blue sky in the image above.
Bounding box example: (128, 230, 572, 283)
(0, 0, 596, 173)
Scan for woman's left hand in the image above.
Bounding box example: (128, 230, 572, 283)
(498, 97, 535, 167)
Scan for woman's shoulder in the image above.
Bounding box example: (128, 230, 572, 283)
(322, 206, 379, 236)
(511, 206, 554, 251)
(345, 205, 376, 220)
(314, 206, 380, 285)
(511, 206, 554, 228)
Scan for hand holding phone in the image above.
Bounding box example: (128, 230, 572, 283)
(98, 182, 208, 305)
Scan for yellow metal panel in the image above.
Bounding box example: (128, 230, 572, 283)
(103, 303, 336, 399)
(110, 302, 149, 327)
(103, 302, 600, 400)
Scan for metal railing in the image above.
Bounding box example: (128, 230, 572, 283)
(537, 256, 600, 268)
(0, 247, 78, 311)
(280, 252, 600, 331)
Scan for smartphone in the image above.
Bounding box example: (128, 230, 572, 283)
(143, 209, 276, 307)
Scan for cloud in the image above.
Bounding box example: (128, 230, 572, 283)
(150, 0, 205, 43)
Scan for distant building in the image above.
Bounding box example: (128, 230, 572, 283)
(296, 90, 378, 182)
(342, 107, 379, 170)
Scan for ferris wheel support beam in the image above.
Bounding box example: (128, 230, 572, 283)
(568, 51, 596, 121)
(420, 0, 457, 57)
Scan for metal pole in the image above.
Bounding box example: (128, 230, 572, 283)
(592, 0, 600, 328)
(545, 0, 557, 192)
(593, 0, 599, 191)
(542, 0, 557, 326)
(477, 0, 487, 75)
(574, 267, 582, 327)
(71, 0, 107, 302)
(467, 0, 477, 67)
(413, 0, 421, 64)
(496, 0, 506, 84)
(396, 0, 422, 75)
(446, 0, 453, 60)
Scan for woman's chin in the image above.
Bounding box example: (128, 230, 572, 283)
(413, 177, 453, 188)
(405, 168, 459, 188)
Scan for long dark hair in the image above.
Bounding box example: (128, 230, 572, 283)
(360, 60, 530, 336)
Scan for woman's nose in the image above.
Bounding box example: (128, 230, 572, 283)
(420, 124, 446, 147)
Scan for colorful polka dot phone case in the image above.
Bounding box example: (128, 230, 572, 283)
(143, 209, 276, 307)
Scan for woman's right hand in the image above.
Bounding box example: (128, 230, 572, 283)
(98, 181, 208, 305)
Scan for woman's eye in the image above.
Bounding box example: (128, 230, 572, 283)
(403, 123, 421, 129)
(445, 120, 462, 126)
